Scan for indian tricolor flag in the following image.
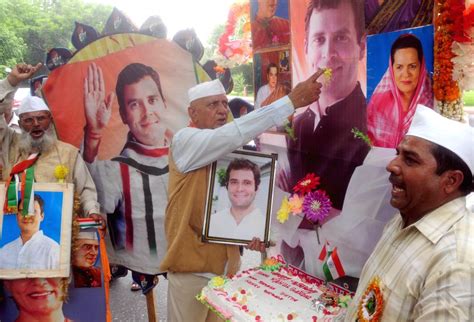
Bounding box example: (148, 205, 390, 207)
(319, 243, 345, 281)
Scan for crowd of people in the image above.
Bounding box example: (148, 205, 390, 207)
(0, 0, 473, 318)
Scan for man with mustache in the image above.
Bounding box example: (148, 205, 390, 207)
(0, 195, 59, 270)
(83, 62, 170, 292)
(72, 231, 102, 288)
(0, 63, 100, 219)
(279, 0, 369, 286)
(346, 106, 474, 321)
(209, 158, 266, 241)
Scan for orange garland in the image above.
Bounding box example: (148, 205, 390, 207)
(433, 0, 462, 102)
(218, 1, 252, 63)
(433, 0, 469, 120)
(357, 277, 384, 322)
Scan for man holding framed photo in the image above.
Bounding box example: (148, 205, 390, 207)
(209, 158, 265, 241)
(161, 69, 324, 322)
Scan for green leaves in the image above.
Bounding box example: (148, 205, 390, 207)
(0, 0, 112, 71)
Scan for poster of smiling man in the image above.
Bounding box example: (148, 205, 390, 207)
(42, 32, 208, 280)
(0, 183, 73, 279)
(268, 0, 370, 291)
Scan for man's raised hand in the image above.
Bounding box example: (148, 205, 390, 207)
(288, 68, 324, 109)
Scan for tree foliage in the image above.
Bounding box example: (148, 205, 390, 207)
(0, 0, 112, 74)
(0, 24, 27, 78)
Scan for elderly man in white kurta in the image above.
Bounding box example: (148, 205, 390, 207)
(0, 64, 100, 217)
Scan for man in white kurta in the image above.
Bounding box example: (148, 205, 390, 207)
(0, 64, 100, 217)
(161, 72, 325, 322)
(346, 106, 474, 321)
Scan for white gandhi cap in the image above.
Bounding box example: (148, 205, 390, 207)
(18, 95, 50, 116)
(188, 79, 226, 104)
(406, 105, 474, 175)
(78, 231, 99, 241)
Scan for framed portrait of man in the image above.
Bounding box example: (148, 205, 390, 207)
(202, 150, 277, 246)
(0, 183, 73, 278)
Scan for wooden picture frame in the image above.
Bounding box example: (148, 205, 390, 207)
(0, 183, 73, 278)
(202, 150, 277, 246)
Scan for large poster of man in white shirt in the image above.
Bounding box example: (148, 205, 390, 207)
(203, 150, 277, 246)
(42, 34, 207, 276)
(0, 184, 73, 278)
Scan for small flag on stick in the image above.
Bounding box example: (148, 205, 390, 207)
(319, 242, 345, 281)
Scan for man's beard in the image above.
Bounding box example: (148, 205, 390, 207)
(18, 128, 56, 154)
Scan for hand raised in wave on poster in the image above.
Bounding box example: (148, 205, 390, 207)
(84, 62, 115, 132)
(83, 63, 115, 162)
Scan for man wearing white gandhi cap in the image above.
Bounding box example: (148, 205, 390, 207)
(0, 63, 100, 222)
(72, 230, 102, 288)
(161, 71, 325, 321)
(346, 105, 474, 321)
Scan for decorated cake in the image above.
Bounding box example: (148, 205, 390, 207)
(198, 256, 352, 321)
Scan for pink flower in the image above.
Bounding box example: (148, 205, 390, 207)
(288, 194, 303, 215)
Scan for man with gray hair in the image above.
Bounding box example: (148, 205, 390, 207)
(346, 106, 474, 321)
(0, 63, 100, 219)
(161, 69, 324, 321)
(72, 230, 102, 288)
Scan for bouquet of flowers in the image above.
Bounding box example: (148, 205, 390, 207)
(277, 173, 332, 241)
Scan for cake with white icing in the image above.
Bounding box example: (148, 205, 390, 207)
(198, 256, 352, 322)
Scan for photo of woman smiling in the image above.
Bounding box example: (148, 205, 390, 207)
(367, 33, 433, 148)
(2, 278, 71, 322)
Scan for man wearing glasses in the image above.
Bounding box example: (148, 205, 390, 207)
(0, 63, 100, 220)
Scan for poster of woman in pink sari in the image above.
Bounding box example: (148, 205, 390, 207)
(367, 26, 434, 148)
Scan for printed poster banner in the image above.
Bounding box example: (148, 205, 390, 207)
(366, 25, 434, 148)
(0, 183, 73, 279)
(265, 1, 433, 292)
(250, 0, 290, 52)
(43, 34, 203, 276)
(0, 228, 108, 322)
(43, 34, 196, 160)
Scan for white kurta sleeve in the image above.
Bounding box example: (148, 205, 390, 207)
(0, 79, 16, 103)
(73, 154, 100, 216)
(173, 96, 294, 173)
(85, 159, 122, 215)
